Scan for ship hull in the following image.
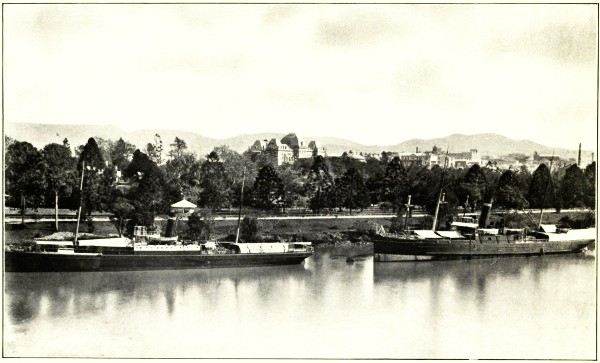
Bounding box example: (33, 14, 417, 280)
(373, 236, 593, 262)
(4, 251, 312, 272)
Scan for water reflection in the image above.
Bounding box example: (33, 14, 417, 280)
(4, 249, 595, 359)
(372, 253, 596, 359)
(6, 264, 313, 323)
(374, 253, 594, 287)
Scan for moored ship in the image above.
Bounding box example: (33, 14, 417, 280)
(5, 164, 313, 273)
(373, 150, 595, 261)
(5, 229, 313, 272)
(372, 220, 595, 261)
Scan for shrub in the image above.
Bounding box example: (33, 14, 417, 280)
(187, 210, 215, 241)
(389, 216, 406, 233)
(240, 216, 260, 242)
(558, 213, 595, 229)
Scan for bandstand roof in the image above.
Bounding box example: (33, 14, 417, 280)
(171, 199, 197, 209)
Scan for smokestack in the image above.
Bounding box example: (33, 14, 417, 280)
(165, 217, 177, 237)
(416, 146, 419, 153)
(578, 143, 582, 167)
(479, 203, 492, 228)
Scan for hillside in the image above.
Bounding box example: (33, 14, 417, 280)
(5, 122, 588, 161)
(392, 133, 582, 158)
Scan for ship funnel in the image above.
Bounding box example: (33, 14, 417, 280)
(165, 217, 177, 237)
(479, 203, 492, 228)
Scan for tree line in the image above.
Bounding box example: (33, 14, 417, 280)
(5, 134, 596, 236)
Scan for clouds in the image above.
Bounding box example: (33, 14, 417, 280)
(4, 4, 597, 149)
(315, 9, 399, 47)
(490, 6, 597, 66)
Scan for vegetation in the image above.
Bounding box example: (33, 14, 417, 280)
(4, 134, 596, 237)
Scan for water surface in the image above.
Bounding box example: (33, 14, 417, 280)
(4, 247, 596, 359)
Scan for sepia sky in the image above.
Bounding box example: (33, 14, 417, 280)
(3, 4, 598, 149)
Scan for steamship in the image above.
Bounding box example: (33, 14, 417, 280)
(372, 148, 594, 261)
(5, 165, 313, 273)
(4, 230, 313, 272)
(372, 202, 595, 261)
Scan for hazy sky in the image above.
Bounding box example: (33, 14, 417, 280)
(4, 4, 598, 149)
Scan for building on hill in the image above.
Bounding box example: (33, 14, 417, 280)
(266, 139, 294, 165)
(280, 133, 314, 159)
(444, 149, 480, 168)
(308, 141, 326, 157)
(249, 139, 269, 154)
(382, 147, 480, 168)
(343, 150, 366, 163)
(533, 151, 560, 162)
(248, 133, 326, 165)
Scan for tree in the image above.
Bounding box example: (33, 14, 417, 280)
(124, 149, 156, 180)
(495, 170, 529, 209)
(278, 164, 304, 212)
(583, 162, 596, 208)
(325, 176, 344, 211)
(329, 153, 365, 177)
(382, 157, 408, 211)
(364, 157, 385, 205)
(164, 137, 201, 201)
(41, 143, 77, 231)
(252, 165, 283, 210)
(165, 151, 202, 202)
(559, 164, 586, 209)
(135, 164, 169, 215)
(306, 156, 333, 213)
(337, 168, 370, 212)
(403, 165, 432, 210)
(198, 151, 229, 210)
(240, 216, 260, 242)
(214, 146, 257, 209)
(528, 163, 553, 209)
(515, 165, 532, 198)
(77, 138, 107, 224)
(125, 200, 156, 236)
(187, 209, 215, 241)
(94, 138, 114, 164)
(78, 137, 105, 170)
(109, 196, 135, 237)
(123, 162, 169, 235)
(168, 137, 188, 160)
(456, 164, 488, 211)
(5, 141, 46, 224)
(110, 138, 136, 172)
(145, 134, 163, 165)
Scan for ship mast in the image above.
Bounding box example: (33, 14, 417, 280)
(537, 152, 554, 229)
(432, 148, 449, 232)
(235, 166, 246, 243)
(74, 160, 85, 246)
(403, 195, 412, 233)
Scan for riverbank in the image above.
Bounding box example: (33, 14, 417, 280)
(3, 218, 387, 247)
(4, 209, 594, 248)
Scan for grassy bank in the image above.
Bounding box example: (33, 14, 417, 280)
(4, 217, 392, 247)
(4, 211, 594, 247)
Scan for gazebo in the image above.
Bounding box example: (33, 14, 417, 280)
(165, 199, 197, 238)
(170, 199, 197, 214)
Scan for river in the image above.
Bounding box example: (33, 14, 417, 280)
(3, 247, 596, 359)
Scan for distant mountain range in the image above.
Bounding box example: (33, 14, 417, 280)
(5, 122, 591, 162)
